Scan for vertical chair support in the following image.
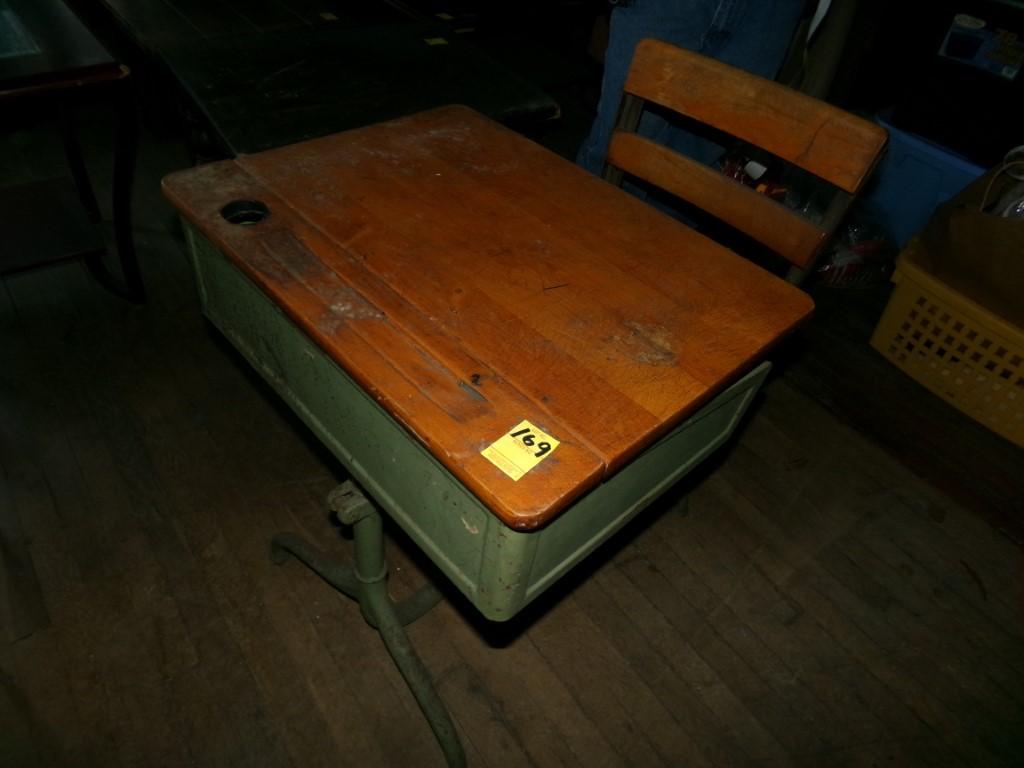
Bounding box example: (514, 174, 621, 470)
(270, 481, 465, 768)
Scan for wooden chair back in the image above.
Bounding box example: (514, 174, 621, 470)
(603, 39, 888, 274)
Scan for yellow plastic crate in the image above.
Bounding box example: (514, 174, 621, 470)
(870, 240, 1024, 447)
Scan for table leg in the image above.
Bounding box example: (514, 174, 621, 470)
(111, 79, 144, 302)
(60, 104, 103, 223)
(271, 481, 465, 768)
(81, 77, 145, 303)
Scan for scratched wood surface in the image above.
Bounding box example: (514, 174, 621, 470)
(162, 105, 813, 528)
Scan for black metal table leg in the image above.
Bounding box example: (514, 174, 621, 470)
(60, 102, 103, 223)
(111, 76, 143, 302)
(81, 71, 145, 303)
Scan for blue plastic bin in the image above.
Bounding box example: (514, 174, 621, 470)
(863, 115, 985, 248)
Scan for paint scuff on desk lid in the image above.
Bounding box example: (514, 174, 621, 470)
(481, 420, 560, 481)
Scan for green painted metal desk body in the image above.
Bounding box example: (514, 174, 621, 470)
(188, 220, 769, 619)
(164, 106, 812, 621)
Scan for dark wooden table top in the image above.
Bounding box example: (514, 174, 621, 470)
(1, 0, 122, 96)
(163, 106, 814, 529)
(78, 0, 410, 54)
(160, 22, 558, 156)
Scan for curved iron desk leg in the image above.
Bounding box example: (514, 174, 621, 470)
(271, 481, 465, 768)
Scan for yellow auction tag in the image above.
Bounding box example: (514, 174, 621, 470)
(481, 420, 560, 481)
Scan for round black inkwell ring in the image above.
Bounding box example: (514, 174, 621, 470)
(220, 199, 270, 225)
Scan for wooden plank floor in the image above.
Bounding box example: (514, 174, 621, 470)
(782, 284, 1024, 542)
(2, 126, 1023, 768)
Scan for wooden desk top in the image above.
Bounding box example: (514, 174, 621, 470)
(163, 106, 813, 529)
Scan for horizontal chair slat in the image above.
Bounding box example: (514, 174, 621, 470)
(607, 131, 827, 269)
(623, 39, 887, 195)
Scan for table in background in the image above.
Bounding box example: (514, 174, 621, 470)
(161, 22, 559, 157)
(1, 0, 142, 301)
(72, 0, 558, 159)
(75, 0, 411, 53)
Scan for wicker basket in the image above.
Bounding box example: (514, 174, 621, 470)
(870, 239, 1023, 447)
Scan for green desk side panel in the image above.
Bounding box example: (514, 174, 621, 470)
(185, 224, 769, 621)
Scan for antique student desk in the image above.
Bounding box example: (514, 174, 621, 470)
(163, 106, 813, 766)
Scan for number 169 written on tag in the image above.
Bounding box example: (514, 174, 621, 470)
(481, 420, 560, 481)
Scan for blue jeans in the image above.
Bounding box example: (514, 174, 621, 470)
(577, 0, 806, 175)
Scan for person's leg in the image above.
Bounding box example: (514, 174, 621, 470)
(576, 0, 717, 175)
(651, 0, 807, 165)
(704, 0, 805, 76)
(578, 0, 806, 174)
